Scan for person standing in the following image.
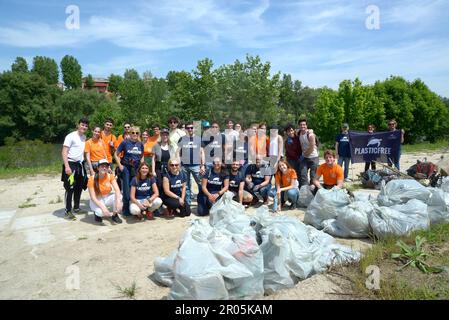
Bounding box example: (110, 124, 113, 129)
(335, 123, 351, 182)
(168, 116, 186, 152)
(387, 119, 405, 170)
(298, 119, 319, 186)
(151, 128, 176, 192)
(114, 126, 144, 216)
(284, 124, 302, 178)
(176, 121, 206, 206)
(61, 117, 89, 220)
(85, 126, 108, 176)
(100, 118, 117, 167)
(364, 124, 377, 171)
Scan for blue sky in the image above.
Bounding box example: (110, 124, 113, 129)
(0, 0, 448, 97)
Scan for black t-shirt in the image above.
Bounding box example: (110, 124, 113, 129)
(246, 164, 271, 186)
(203, 168, 228, 194)
(178, 135, 202, 166)
(228, 171, 244, 193)
(203, 132, 225, 163)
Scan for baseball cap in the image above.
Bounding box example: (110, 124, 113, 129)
(160, 128, 169, 134)
(98, 159, 109, 166)
(342, 123, 349, 128)
(202, 120, 210, 128)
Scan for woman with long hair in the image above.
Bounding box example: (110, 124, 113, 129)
(271, 159, 300, 213)
(151, 128, 176, 193)
(130, 162, 162, 220)
(162, 158, 190, 218)
(87, 159, 123, 223)
(85, 126, 108, 176)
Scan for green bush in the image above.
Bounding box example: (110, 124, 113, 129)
(0, 139, 60, 169)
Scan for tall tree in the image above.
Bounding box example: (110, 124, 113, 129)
(85, 74, 94, 89)
(31, 56, 59, 85)
(124, 68, 140, 81)
(108, 74, 123, 94)
(11, 57, 29, 73)
(60, 55, 82, 89)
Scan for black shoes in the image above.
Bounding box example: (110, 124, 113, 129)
(111, 214, 123, 224)
(65, 210, 77, 221)
(94, 214, 103, 222)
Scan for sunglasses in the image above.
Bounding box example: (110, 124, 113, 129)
(131, 131, 140, 134)
(186, 126, 194, 130)
(124, 126, 130, 129)
(169, 121, 178, 124)
(170, 164, 179, 167)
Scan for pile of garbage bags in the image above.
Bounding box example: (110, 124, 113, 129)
(304, 178, 449, 239)
(360, 168, 400, 189)
(153, 192, 361, 300)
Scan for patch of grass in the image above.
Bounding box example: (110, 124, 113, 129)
(336, 223, 449, 300)
(18, 203, 37, 208)
(0, 163, 60, 179)
(403, 139, 449, 154)
(48, 195, 63, 205)
(77, 236, 88, 241)
(113, 281, 138, 299)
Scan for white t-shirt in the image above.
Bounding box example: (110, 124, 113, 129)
(299, 130, 318, 158)
(63, 131, 86, 162)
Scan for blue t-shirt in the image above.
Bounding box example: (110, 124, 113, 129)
(203, 133, 225, 163)
(233, 140, 248, 163)
(117, 140, 144, 168)
(164, 171, 186, 196)
(130, 177, 156, 200)
(335, 133, 351, 158)
(204, 168, 228, 194)
(178, 135, 203, 166)
(228, 171, 244, 193)
(246, 164, 271, 186)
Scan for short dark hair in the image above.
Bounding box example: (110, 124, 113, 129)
(211, 121, 219, 127)
(298, 119, 307, 125)
(168, 116, 179, 124)
(104, 118, 113, 124)
(185, 121, 194, 126)
(152, 123, 161, 129)
(79, 117, 89, 125)
(284, 124, 295, 132)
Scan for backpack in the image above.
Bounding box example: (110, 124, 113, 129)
(307, 130, 320, 148)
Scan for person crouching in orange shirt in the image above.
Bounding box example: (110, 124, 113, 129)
(312, 150, 344, 193)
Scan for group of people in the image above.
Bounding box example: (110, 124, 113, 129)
(61, 116, 405, 221)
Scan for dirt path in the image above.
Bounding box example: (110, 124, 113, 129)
(0, 151, 443, 299)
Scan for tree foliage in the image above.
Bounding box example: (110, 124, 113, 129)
(31, 56, 59, 85)
(60, 55, 82, 89)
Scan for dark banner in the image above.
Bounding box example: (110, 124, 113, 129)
(349, 130, 402, 164)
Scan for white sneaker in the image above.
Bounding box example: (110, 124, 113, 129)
(344, 178, 351, 182)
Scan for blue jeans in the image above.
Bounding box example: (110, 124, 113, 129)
(271, 188, 300, 212)
(337, 156, 351, 179)
(182, 164, 202, 205)
(251, 184, 271, 200)
(299, 157, 319, 186)
(120, 165, 135, 216)
(197, 191, 220, 216)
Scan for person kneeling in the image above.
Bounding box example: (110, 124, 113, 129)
(312, 150, 344, 194)
(228, 160, 253, 204)
(197, 157, 229, 216)
(271, 159, 300, 213)
(87, 159, 123, 224)
(162, 158, 190, 218)
(130, 162, 162, 220)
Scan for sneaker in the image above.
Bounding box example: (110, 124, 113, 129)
(344, 178, 351, 182)
(73, 208, 88, 214)
(111, 214, 122, 224)
(146, 210, 154, 220)
(94, 214, 103, 223)
(65, 210, 77, 221)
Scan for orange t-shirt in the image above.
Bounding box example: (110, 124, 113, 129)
(143, 137, 158, 157)
(85, 139, 107, 162)
(87, 173, 115, 197)
(316, 163, 344, 186)
(275, 168, 297, 188)
(100, 131, 117, 163)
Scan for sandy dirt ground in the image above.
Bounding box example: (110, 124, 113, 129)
(0, 151, 444, 300)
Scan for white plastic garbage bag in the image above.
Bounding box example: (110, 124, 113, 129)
(304, 188, 350, 228)
(427, 188, 449, 225)
(153, 251, 177, 287)
(377, 179, 431, 206)
(298, 185, 314, 208)
(322, 201, 372, 238)
(368, 202, 429, 238)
